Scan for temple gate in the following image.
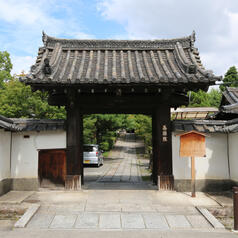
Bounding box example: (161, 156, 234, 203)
(21, 31, 219, 190)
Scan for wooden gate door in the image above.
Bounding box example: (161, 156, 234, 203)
(38, 149, 66, 186)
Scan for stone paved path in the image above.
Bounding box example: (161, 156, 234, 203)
(23, 133, 223, 231)
(27, 205, 213, 230)
(83, 133, 147, 189)
(96, 133, 142, 183)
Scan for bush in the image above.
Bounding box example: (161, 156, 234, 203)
(102, 134, 116, 150)
(100, 141, 110, 151)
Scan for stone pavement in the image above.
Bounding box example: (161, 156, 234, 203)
(83, 133, 143, 187)
(26, 206, 212, 230)
(22, 190, 223, 231)
(1, 133, 236, 237)
(22, 133, 224, 231)
(0, 191, 34, 204)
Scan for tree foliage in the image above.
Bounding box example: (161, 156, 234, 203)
(83, 114, 127, 151)
(0, 78, 66, 119)
(220, 66, 238, 91)
(188, 89, 222, 108)
(134, 115, 152, 154)
(0, 51, 12, 88)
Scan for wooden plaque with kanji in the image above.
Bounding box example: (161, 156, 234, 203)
(179, 131, 206, 157)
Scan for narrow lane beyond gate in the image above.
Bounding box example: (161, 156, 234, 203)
(83, 133, 146, 189)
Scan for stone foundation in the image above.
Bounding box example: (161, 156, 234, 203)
(11, 178, 39, 191)
(174, 179, 236, 192)
(0, 179, 12, 196)
(1, 177, 238, 196)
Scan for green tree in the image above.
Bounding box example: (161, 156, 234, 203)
(0, 77, 66, 119)
(220, 66, 238, 91)
(0, 51, 65, 119)
(188, 89, 222, 108)
(208, 89, 222, 108)
(134, 115, 152, 154)
(83, 114, 127, 151)
(0, 51, 12, 88)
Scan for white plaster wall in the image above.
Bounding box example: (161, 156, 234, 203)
(229, 132, 238, 182)
(11, 131, 66, 178)
(0, 129, 11, 181)
(172, 132, 229, 180)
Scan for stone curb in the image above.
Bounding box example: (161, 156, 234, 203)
(14, 204, 40, 228)
(196, 207, 225, 229)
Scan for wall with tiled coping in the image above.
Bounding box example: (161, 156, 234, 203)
(0, 129, 237, 193)
(0, 129, 11, 195)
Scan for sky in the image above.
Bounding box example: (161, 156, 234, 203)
(0, 0, 238, 79)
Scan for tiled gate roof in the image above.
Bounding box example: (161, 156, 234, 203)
(21, 31, 220, 86)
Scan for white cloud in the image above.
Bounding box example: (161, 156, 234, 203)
(0, 0, 62, 32)
(0, 0, 50, 25)
(11, 55, 36, 75)
(0, 0, 95, 75)
(98, 0, 238, 76)
(72, 32, 96, 39)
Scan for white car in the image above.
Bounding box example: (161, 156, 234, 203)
(83, 144, 104, 167)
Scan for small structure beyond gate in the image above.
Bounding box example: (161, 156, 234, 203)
(21, 31, 220, 190)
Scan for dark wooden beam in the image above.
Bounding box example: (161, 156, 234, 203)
(81, 109, 152, 114)
(48, 93, 67, 106)
(48, 91, 188, 108)
(30, 82, 210, 94)
(65, 90, 83, 190)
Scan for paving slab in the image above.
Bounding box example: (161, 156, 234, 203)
(36, 206, 50, 214)
(186, 215, 213, 229)
(75, 213, 99, 229)
(121, 213, 145, 229)
(99, 214, 121, 229)
(143, 213, 169, 229)
(166, 215, 191, 229)
(27, 214, 54, 228)
(50, 215, 77, 229)
(0, 191, 34, 204)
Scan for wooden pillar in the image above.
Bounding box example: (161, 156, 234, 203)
(65, 90, 83, 190)
(152, 113, 158, 185)
(152, 103, 174, 190)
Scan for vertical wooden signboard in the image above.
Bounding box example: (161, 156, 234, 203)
(179, 131, 206, 197)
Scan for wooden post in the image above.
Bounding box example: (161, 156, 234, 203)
(233, 187, 238, 231)
(191, 156, 195, 197)
(65, 90, 83, 190)
(152, 103, 174, 190)
(152, 112, 158, 185)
